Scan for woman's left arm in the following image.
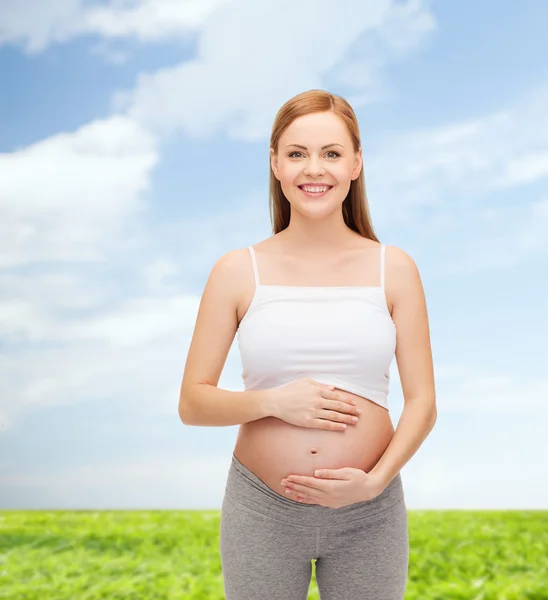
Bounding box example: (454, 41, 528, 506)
(368, 245, 437, 488)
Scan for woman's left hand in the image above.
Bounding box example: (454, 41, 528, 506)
(281, 467, 386, 509)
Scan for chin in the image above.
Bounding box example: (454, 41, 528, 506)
(306, 207, 336, 217)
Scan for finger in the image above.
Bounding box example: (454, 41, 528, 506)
(286, 476, 325, 492)
(320, 389, 342, 401)
(287, 475, 317, 485)
(311, 380, 334, 389)
(297, 494, 318, 505)
(286, 482, 320, 498)
(314, 469, 349, 479)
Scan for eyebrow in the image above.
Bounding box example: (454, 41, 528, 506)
(284, 143, 344, 150)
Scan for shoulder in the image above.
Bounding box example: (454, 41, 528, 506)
(214, 234, 276, 268)
(384, 244, 416, 270)
(213, 247, 251, 272)
(209, 247, 253, 288)
(206, 246, 257, 301)
(384, 244, 425, 301)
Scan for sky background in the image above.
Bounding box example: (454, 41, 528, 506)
(1, 0, 547, 510)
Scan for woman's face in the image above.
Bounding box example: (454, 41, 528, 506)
(270, 111, 362, 220)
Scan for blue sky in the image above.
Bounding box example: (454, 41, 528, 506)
(1, 0, 547, 510)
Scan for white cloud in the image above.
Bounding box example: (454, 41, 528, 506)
(429, 363, 548, 413)
(0, 158, 270, 427)
(0, 0, 229, 53)
(382, 361, 548, 419)
(0, 252, 248, 427)
(0, 291, 200, 346)
(495, 151, 548, 187)
(116, 0, 436, 139)
(0, 115, 158, 268)
(83, 0, 228, 42)
(0, 284, 203, 423)
(0, 0, 83, 53)
(440, 196, 548, 274)
(367, 85, 548, 225)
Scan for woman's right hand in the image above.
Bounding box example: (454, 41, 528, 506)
(270, 378, 361, 430)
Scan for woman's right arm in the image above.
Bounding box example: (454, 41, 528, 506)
(178, 248, 277, 427)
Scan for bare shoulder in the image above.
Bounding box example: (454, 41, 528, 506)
(213, 246, 251, 278)
(385, 244, 421, 278)
(211, 246, 258, 320)
(384, 244, 416, 268)
(187, 247, 250, 329)
(384, 245, 424, 311)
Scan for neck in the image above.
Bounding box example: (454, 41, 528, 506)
(279, 212, 359, 255)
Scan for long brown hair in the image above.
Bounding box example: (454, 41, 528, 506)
(269, 89, 379, 242)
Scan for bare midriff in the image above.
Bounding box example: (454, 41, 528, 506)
(232, 387, 395, 501)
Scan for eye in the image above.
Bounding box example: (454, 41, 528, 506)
(288, 150, 341, 159)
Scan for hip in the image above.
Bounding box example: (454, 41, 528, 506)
(223, 453, 405, 528)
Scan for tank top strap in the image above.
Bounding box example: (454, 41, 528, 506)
(247, 246, 261, 287)
(380, 244, 386, 290)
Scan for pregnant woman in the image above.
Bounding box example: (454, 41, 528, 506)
(179, 89, 437, 600)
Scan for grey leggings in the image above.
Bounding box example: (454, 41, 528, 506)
(220, 454, 409, 599)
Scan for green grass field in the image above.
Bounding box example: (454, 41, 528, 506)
(1, 510, 546, 599)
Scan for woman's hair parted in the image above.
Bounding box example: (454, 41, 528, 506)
(269, 89, 379, 242)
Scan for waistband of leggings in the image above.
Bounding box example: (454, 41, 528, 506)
(224, 453, 405, 528)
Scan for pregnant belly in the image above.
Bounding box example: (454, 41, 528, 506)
(232, 388, 395, 501)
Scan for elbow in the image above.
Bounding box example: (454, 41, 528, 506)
(428, 402, 437, 430)
(179, 403, 195, 425)
(178, 400, 188, 425)
(406, 395, 437, 429)
(178, 404, 190, 425)
(178, 388, 195, 425)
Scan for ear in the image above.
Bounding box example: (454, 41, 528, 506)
(351, 147, 363, 181)
(270, 147, 280, 180)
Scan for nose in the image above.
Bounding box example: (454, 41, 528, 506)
(303, 157, 325, 178)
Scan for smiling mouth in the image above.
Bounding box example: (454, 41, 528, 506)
(298, 185, 333, 197)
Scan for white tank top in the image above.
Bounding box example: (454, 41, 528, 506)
(237, 244, 396, 410)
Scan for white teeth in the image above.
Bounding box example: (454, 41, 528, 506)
(301, 186, 330, 192)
